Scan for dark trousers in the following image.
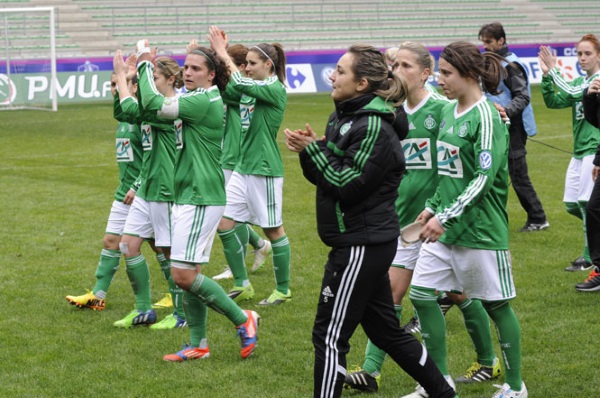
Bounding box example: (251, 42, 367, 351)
(586, 176, 600, 265)
(312, 240, 454, 398)
(509, 154, 547, 224)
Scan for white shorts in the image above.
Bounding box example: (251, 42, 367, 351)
(223, 172, 283, 228)
(223, 168, 233, 186)
(411, 241, 516, 301)
(170, 204, 224, 267)
(105, 200, 131, 235)
(564, 155, 595, 202)
(391, 238, 421, 271)
(123, 197, 170, 246)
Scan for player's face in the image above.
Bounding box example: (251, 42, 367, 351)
(577, 41, 600, 76)
(110, 74, 117, 97)
(393, 49, 429, 94)
(480, 36, 504, 53)
(153, 70, 174, 96)
(183, 54, 215, 91)
(437, 58, 466, 100)
(329, 52, 364, 102)
(245, 51, 272, 80)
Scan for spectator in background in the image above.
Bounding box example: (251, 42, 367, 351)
(577, 78, 600, 291)
(479, 22, 549, 232)
(539, 34, 600, 271)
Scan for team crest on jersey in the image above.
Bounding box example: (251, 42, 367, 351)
(116, 138, 134, 162)
(424, 114, 436, 130)
(339, 121, 353, 136)
(174, 119, 183, 150)
(141, 123, 153, 151)
(479, 150, 492, 170)
(403, 138, 432, 169)
(437, 141, 463, 178)
(458, 122, 469, 137)
(128, 125, 135, 133)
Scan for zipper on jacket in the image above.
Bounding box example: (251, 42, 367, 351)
(335, 201, 346, 233)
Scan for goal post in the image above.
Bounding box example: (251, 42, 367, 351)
(0, 6, 57, 111)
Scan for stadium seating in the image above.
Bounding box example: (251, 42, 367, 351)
(1, 0, 597, 57)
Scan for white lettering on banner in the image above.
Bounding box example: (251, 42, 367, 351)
(77, 74, 101, 98)
(25, 76, 48, 100)
(102, 80, 112, 98)
(55, 75, 76, 99)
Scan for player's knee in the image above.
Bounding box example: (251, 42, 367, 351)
(408, 286, 437, 310)
(119, 242, 129, 256)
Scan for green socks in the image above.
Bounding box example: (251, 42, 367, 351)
(189, 274, 247, 326)
(93, 249, 121, 299)
(219, 224, 249, 287)
(484, 300, 522, 391)
(410, 286, 449, 375)
(156, 253, 184, 318)
(458, 298, 495, 366)
(125, 254, 152, 312)
(183, 291, 207, 347)
(271, 235, 291, 294)
(247, 225, 263, 250)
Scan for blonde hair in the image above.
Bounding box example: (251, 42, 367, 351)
(155, 56, 183, 89)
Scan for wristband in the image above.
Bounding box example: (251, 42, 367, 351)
(136, 39, 150, 59)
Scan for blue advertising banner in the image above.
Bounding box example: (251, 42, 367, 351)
(0, 41, 587, 105)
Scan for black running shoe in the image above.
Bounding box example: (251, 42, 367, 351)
(575, 268, 600, 292)
(344, 367, 380, 393)
(565, 256, 594, 272)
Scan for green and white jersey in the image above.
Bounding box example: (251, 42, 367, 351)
(221, 83, 256, 171)
(117, 82, 178, 202)
(397, 92, 450, 228)
(541, 68, 600, 158)
(112, 94, 143, 202)
(426, 97, 510, 250)
(229, 71, 286, 177)
(137, 60, 226, 206)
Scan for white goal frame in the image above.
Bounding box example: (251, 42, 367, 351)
(0, 6, 57, 111)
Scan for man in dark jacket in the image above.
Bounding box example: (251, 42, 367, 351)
(479, 22, 550, 232)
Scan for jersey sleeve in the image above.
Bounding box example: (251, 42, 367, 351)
(136, 60, 167, 115)
(541, 68, 581, 109)
(436, 104, 506, 230)
(222, 81, 242, 106)
(113, 92, 141, 124)
(230, 71, 283, 106)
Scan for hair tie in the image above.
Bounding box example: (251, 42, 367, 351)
(191, 49, 216, 70)
(253, 45, 275, 71)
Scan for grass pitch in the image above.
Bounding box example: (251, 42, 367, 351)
(0, 87, 598, 397)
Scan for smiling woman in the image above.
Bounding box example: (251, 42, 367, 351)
(285, 44, 455, 398)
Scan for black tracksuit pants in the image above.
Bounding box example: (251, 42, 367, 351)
(312, 240, 454, 398)
(509, 154, 547, 224)
(587, 176, 600, 265)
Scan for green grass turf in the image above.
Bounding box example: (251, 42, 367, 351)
(0, 86, 598, 397)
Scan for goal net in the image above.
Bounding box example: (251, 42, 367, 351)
(0, 7, 57, 111)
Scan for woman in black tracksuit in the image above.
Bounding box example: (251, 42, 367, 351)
(285, 44, 455, 398)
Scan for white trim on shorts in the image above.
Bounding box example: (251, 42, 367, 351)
(411, 241, 516, 301)
(123, 196, 170, 246)
(223, 171, 283, 228)
(564, 155, 595, 202)
(105, 200, 131, 235)
(170, 204, 224, 267)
